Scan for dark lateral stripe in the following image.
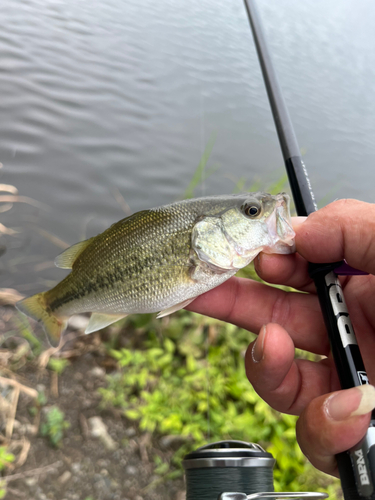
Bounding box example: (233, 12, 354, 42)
(49, 272, 122, 311)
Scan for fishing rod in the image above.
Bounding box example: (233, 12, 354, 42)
(243, 1, 375, 499)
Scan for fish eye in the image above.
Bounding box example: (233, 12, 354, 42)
(242, 201, 261, 218)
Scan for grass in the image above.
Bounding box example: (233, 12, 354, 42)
(0, 446, 14, 499)
(183, 133, 218, 199)
(99, 299, 340, 496)
(40, 406, 70, 448)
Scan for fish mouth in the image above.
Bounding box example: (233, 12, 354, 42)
(263, 194, 296, 254)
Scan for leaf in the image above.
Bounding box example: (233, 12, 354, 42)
(125, 409, 140, 420)
(164, 338, 175, 354)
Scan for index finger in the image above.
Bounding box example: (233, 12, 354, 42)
(186, 276, 330, 355)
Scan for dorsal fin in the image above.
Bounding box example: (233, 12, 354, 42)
(54, 237, 95, 269)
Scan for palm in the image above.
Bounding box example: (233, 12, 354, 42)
(187, 253, 375, 417)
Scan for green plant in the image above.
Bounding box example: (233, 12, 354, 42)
(0, 446, 14, 471)
(184, 133, 218, 199)
(37, 388, 48, 406)
(48, 357, 69, 375)
(0, 481, 6, 500)
(0, 446, 15, 499)
(99, 307, 340, 497)
(14, 314, 43, 355)
(29, 388, 48, 418)
(40, 406, 70, 447)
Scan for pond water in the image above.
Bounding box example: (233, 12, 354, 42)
(0, 0, 375, 294)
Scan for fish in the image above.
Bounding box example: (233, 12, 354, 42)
(16, 192, 295, 346)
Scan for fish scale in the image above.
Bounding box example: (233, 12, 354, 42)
(45, 208, 190, 314)
(16, 193, 295, 345)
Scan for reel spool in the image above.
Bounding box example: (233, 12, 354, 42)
(183, 440, 329, 500)
(183, 440, 275, 500)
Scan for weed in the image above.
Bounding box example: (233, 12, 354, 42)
(184, 133, 218, 199)
(48, 357, 69, 375)
(0, 446, 15, 499)
(29, 388, 48, 418)
(40, 406, 70, 447)
(0, 481, 6, 500)
(0, 446, 14, 471)
(37, 389, 48, 407)
(14, 313, 43, 355)
(99, 308, 339, 497)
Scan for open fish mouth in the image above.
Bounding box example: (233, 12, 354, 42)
(263, 195, 296, 254)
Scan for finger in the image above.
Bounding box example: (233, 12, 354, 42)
(295, 199, 375, 274)
(245, 323, 339, 415)
(255, 252, 316, 293)
(186, 277, 330, 355)
(296, 385, 375, 476)
(254, 217, 316, 294)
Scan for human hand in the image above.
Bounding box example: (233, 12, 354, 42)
(186, 199, 375, 476)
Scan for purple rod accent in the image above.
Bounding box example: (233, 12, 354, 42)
(334, 261, 368, 276)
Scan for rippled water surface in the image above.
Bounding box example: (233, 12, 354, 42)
(1, 0, 375, 293)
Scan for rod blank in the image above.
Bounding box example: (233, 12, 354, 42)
(243, 0, 317, 216)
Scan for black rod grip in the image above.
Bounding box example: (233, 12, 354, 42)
(310, 266, 375, 499)
(336, 451, 375, 500)
(310, 265, 366, 388)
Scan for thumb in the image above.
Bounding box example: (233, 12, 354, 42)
(296, 384, 375, 476)
(294, 199, 375, 275)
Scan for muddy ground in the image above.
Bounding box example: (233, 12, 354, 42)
(0, 304, 186, 500)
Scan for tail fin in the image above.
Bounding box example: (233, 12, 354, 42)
(16, 293, 67, 347)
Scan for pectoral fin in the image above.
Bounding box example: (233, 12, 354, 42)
(55, 237, 95, 269)
(85, 312, 128, 334)
(156, 298, 195, 319)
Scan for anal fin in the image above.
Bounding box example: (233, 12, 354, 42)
(156, 298, 195, 319)
(85, 312, 128, 334)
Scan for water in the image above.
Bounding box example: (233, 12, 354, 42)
(0, 0, 375, 293)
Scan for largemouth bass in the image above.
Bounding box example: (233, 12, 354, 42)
(16, 193, 295, 345)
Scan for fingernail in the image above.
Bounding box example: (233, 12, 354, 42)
(291, 216, 308, 229)
(326, 385, 375, 421)
(252, 325, 267, 363)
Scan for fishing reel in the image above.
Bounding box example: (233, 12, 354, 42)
(182, 440, 329, 500)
